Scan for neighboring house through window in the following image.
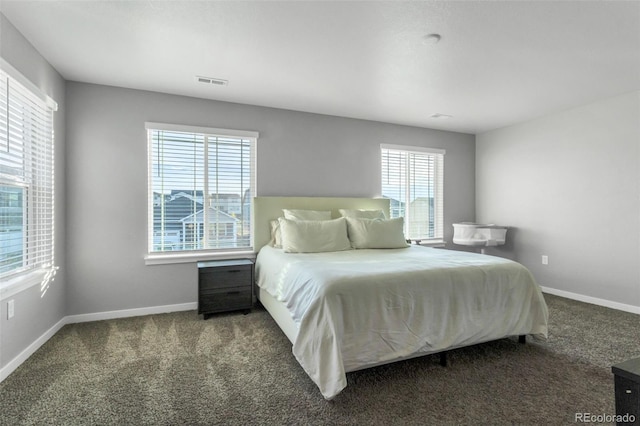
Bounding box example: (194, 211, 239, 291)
(146, 123, 257, 258)
(381, 144, 445, 244)
(0, 62, 57, 287)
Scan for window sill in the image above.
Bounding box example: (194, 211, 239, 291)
(0, 268, 53, 301)
(145, 250, 257, 266)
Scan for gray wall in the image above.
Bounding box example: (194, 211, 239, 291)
(476, 91, 640, 308)
(65, 81, 475, 315)
(0, 13, 67, 369)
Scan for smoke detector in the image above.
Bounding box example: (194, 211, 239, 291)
(430, 113, 452, 119)
(422, 34, 442, 45)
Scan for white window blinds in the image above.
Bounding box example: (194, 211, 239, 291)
(146, 123, 257, 254)
(0, 68, 56, 279)
(381, 144, 445, 242)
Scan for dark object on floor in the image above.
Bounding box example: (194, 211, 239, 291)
(612, 357, 640, 424)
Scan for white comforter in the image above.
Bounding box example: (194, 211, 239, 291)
(256, 245, 549, 399)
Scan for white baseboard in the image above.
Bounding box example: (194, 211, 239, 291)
(1, 290, 636, 384)
(541, 286, 640, 315)
(0, 316, 67, 382)
(65, 302, 197, 323)
(0, 301, 197, 383)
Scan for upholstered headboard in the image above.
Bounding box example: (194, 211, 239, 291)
(253, 196, 390, 251)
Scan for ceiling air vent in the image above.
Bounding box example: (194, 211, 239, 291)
(195, 76, 228, 86)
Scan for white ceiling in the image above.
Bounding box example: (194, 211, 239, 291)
(1, 1, 639, 134)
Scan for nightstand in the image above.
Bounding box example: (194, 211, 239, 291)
(197, 259, 254, 319)
(612, 357, 640, 424)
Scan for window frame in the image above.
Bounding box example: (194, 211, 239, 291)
(380, 143, 445, 245)
(145, 122, 258, 265)
(0, 59, 57, 296)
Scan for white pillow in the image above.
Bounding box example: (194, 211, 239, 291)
(278, 217, 352, 253)
(283, 209, 332, 221)
(345, 217, 409, 249)
(339, 208, 386, 219)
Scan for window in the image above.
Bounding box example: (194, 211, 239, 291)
(146, 123, 257, 257)
(381, 144, 445, 243)
(0, 65, 57, 281)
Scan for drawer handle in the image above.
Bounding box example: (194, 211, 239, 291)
(227, 270, 243, 273)
(626, 389, 632, 394)
(227, 291, 241, 295)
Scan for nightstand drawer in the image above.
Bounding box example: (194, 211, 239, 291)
(198, 287, 252, 314)
(199, 266, 252, 290)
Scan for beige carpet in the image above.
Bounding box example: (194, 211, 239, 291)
(1, 294, 638, 425)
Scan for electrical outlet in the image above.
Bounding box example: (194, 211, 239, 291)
(7, 299, 15, 319)
(541, 255, 549, 265)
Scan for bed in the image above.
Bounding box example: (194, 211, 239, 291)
(253, 196, 549, 399)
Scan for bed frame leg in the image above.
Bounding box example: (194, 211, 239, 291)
(518, 335, 526, 344)
(439, 352, 447, 367)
